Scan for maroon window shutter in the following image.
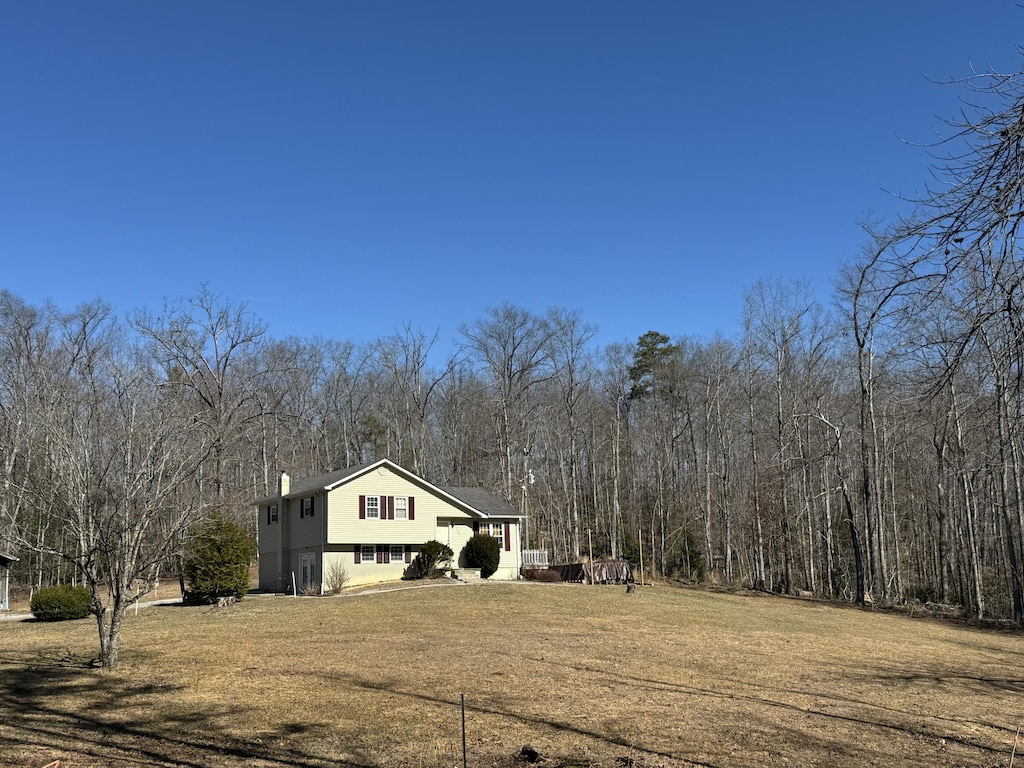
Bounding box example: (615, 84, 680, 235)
(408, 496, 415, 520)
(504, 523, 511, 551)
(383, 547, 391, 564)
(388, 496, 395, 520)
(354, 545, 361, 564)
(376, 546, 384, 564)
(359, 495, 366, 519)
(405, 544, 412, 563)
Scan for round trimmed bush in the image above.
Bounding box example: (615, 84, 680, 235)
(462, 532, 501, 578)
(30, 584, 93, 621)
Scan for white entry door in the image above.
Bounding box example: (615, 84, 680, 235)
(436, 520, 452, 547)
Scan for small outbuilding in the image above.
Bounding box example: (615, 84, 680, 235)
(0, 552, 18, 611)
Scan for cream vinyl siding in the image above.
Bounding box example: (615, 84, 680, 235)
(259, 504, 282, 551)
(435, 519, 478, 554)
(493, 520, 521, 579)
(449, 520, 477, 565)
(326, 466, 473, 545)
(287, 495, 325, 550)
(258, 503, 284, 590)
(435, 521, 450, 545)
(325, 546, 412, 587)
(258, 497, 324, 593)
(454, 519, 521, 580)
(439, 519, 522, 580)
(258, 550, 279, 591)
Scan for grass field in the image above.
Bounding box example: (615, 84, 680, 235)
(1, 581, 1022, 768)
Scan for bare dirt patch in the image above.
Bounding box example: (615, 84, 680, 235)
(1, 582, 1021, 767)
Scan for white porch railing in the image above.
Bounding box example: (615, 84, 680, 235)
(522, 549, 550, 568)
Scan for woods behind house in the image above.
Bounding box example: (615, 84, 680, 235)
(5, 65, 1024, 637)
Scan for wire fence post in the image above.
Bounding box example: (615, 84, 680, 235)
(461, 693, 467, 768)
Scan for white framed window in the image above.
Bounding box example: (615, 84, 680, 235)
(390, 545, 405, 562)
(360, 545, 375, 562)
(394, 496, 408, 520)
(484, 522, 504, 551)
(300, 497, 313, 518)
(267, 504, 278, 524)
(366, 496, 380, 519)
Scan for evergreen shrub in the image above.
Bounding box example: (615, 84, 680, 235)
(183, 515, 256, 603)
(404, 540, 453, 579)
(462, 533, 501, 578)
(30, 584, 93, 621)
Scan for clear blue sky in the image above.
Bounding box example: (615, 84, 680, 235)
(2, 2, 1021, 357)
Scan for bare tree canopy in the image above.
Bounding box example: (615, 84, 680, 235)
(9, 55, 1024, 660)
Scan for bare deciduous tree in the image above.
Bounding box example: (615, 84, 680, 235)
(131, 285, 267, 512)
(460, 303, 554, 503)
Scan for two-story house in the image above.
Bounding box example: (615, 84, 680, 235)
(255, 458, 524, 591)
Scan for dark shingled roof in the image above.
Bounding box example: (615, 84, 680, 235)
(441, 487, 524, 519)
(255, 459, 524, 519)
(287, 461, 376, 498)
(254, 460, 378, 505)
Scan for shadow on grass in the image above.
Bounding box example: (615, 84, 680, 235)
(869, 664, 1024, 694)
(0, 650, 373, 768)
(516, 654, 1012, 762)
(684, 581, 1024, 635)
(344, 672, 722, 768)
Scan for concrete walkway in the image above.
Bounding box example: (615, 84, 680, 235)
(0, 597, 182, 623)
(0, 578, 529, 622)
(0, 581, 472, 620)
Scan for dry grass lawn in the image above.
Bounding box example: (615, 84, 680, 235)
(1, 581, 1022, 767)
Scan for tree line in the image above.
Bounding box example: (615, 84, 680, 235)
(4, 62, 1024, 657)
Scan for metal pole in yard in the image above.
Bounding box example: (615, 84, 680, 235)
(638, 528, 645, 587)
(588, 529, 594, 585)
(461, 693, 467, 768)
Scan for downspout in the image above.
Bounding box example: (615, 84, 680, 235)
(321, 490, 328, 596)
(278, 471, 291, 593)
(515, 519, 522, 579)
